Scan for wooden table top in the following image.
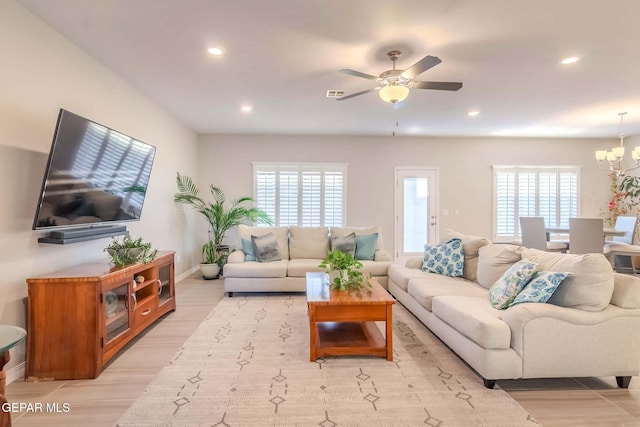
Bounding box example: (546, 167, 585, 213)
(306, 272, 395, 305)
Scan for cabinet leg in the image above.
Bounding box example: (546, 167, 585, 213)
(228, 292, 233, 298)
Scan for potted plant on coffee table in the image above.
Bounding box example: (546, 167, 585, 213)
(174, 172, 273, 278)
(319, 250, 372, 291)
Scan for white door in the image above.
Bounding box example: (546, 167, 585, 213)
(395, 168, 438, 264)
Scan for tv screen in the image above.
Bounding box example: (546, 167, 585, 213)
(32, 109, 156, 230)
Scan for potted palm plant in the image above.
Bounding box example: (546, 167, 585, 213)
(174, 172, 273, 278)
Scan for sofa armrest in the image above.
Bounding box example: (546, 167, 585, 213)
(405, 256, 423, 269)
(501, 302, 640, 357)
(612, 273, 640, 309)
(227, 250, 245, 263)
(374, 250, 392, 262)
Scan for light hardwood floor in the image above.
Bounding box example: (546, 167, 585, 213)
(6, 274, 640, 426)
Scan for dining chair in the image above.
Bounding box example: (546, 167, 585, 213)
(569, 218, 610, 255)
(519, 216, 568, 252)
(606, 215, 640, 273)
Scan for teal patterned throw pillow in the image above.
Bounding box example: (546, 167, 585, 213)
(510, 271, 569, 306)
(422, 238, 464, 277)
(489, 259, 540, 309)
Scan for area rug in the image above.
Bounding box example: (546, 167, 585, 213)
(117, 295, 537, 426)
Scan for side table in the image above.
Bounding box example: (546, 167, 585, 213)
(0, 325, 27, 427)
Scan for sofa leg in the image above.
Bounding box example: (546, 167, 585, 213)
(228, 291, 233, 298)
(616, 376, 632, 388)
(483, 379, 496, 389)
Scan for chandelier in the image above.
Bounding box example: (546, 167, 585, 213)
(595, 112, 639, 176)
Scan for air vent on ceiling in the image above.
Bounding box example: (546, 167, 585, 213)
(326, 90, 344, 98)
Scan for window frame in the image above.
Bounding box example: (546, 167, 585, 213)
(252, 162, 347, 227)
(492, 165, 581, 241)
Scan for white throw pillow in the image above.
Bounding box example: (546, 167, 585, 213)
(439, 229, 491, 282)
(476, 244, 523, 289)
(521, 248, 614, 312)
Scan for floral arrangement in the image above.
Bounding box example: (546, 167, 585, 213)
(604, 173, 640, 226)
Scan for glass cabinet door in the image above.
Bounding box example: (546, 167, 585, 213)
(104, 282, 130, 344)
(158, 262, 173, 307)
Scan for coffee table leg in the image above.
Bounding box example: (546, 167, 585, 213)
(308, 304, 317, 362)
(386, 305, 393, 361)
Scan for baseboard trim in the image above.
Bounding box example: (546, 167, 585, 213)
(6, 362, 25, 385)
(176, 265, 200, 283)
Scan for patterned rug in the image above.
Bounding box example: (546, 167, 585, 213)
(117, 295, 537, 426)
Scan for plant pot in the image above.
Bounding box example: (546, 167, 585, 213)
(200, 263, 220, 280)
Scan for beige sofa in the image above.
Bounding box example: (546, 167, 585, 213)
(224, 225, 392, 296)
(388, 231, 640, 388)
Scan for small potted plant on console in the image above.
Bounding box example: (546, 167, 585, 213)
(105, 234, 158, 267)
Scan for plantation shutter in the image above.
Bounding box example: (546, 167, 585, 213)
(254, 163, 346, 227)
(493, 166, 579, 240)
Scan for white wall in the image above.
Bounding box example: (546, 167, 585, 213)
(198, 134, 616, 254)
(0, 0, 199, 370)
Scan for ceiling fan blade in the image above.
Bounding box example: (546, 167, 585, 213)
(336, 88, 378, 101)
(401, 55, 442, 79)
(412, 81, 463, 91)
(339, 69, 379, 81)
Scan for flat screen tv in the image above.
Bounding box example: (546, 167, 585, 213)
(33, 109, 156, 233)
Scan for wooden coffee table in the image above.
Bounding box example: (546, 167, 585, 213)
(306, 272, 395, 361)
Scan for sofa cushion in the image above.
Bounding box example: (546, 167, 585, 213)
(511, 271, 569, 306)
(522, 249, 614, 312)
(359, 260, 391, 277)
(422, 238, 464, 277)
(239, 225, 289, 260)
(355, 233, 378, 260)
(331, 226, 383, 251)
(489, 259, 541, 309)
(289, 226, 329, 259)
(476, 244, 523, 289)
(287, 259, 326, 277)
(439, 229, 491, 282)
(331, 232, 356, 256)
(251, 232, 282, 262)
(223, 259, 288, 278)
(407, 275, 488, 312)
(431, 296, 512, 350)
(388, 264, 430, 292)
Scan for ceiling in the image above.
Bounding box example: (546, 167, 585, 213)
(17, 0, 640, 138)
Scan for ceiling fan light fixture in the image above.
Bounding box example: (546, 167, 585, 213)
(379, 84, 409, 104)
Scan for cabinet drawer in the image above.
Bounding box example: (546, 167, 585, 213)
(134, 296, 157, 330)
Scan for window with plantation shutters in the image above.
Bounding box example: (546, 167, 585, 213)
(493, 166, 579, 240)
(253, 163, 346, 227)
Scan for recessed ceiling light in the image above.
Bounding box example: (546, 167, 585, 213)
(208, 47, 225, 56)
(561, 56, 579, 64)
(241, 105, 253, 113)
(468, 110, 480, 117)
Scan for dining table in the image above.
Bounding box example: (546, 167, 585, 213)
(545, 227, 626, 238)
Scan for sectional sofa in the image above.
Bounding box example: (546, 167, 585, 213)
(223, 225, 392, 295)
(388, 230, 640, 388)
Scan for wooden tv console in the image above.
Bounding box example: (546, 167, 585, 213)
(25, 251, 175, 380)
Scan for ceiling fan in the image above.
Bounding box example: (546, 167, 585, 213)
(337, 50, 463, 104)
